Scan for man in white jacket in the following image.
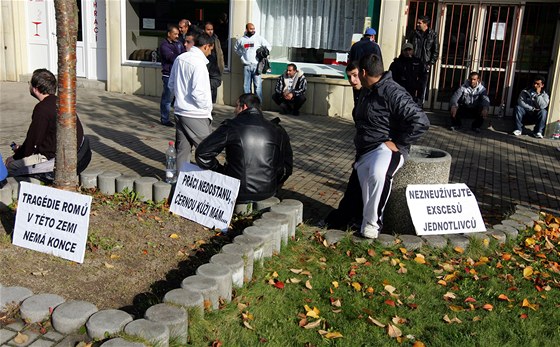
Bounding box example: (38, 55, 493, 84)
(169, 32, 215, 170)
(234, 23, 271, 102)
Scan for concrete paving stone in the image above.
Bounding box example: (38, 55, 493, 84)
(116, 174, 140, 193)
(7, 330, 40, 347)
(493, 224, 519, 239)
(153, 181, 172, 202)
(269, 204, 297, 237)
(134, 177, 158, 202)
(514, 209, 541, 222)
(52, 334, 90, 347)
(251, 220, 282, 254)
(221, 243, 255, 283)
(323, 229, 349, 245)
(210, 253, 245, 288)
(100, 337, 147, 347)
(260, 212, 290, 246)
(79, 168, 103, 189)
(145, 303, 188, 345)
(254, 196, 281, 212)
(377, 234, 396, 247)
(51, 300, 98, 334)
(97, 171, 121, 195)
(278, 199, 304, 225)
(41, 331, 63, 342)
(515, 204, 540, 215)
(6, 320, 26, 332)
(0, 286, 33, 311)
(422, 235, 448, 249)
(487, 230, 507, 244)
(20, 293, 65, 323)
(124, 319, 169, 347)
(85, 309, 133, 340)
(234, 202, 253, 215)
(196, 263, 232, 304)
(27, 338, 57, 347)
(181, 275, 220, 311)
(163, 288, 204, 314)
(446, 234, 470, 249)
(233, 234, 264, 266)
(501, 219, 527, 231)
(398, 235, 424, 250)
(243, 226, 274, 258)
(509, 213, 536, 227)
(0, 329, 17, 345)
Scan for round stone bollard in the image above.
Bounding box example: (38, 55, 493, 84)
(153, 181, 172, 203)
(0, 183, 13, 211)
(124, 319, 169, 347)
(20, 293, 65, 323)
(98, 171, 122, 195)
(80, 168, 103, 189)
(196, 263, 233, 303)
(279, 199, 303, 225)
(243, 226, 274, 258)
(163, 288, 204, 316)
(0, 286, 33, 311)
(251, 219, 282, 254)
(233, 234, 265, 266)
(7, 177, 19, 200)
(254, 196, 281, 212)
(86, 309, 133, 340)
(261, 212, 290, 246)
(134, 177, 158, 202)
(384, 145, 452, 235)
(181, 275, 219, 311)
(269, 205, 298, 238)
(100, 338, 147, 347)
(210, 253, 245, 288)
(116, 174, 140, 193)
(51, 300, 98, 334)
(145, 303, 188, 345)
(221, 243, 254, 283)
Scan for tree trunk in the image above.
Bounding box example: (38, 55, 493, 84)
(54, 0, 79, 191)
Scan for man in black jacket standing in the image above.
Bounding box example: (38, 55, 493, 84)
(389, 43, 423, 103)
(353, 54, 429, 239)
(407, 15, 439, 106)
(195, 93, 293, 203)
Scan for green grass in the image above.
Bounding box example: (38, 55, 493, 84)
(184, 218, 560, 347)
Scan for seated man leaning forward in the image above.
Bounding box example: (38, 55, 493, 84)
(512, 75, 550, 139)
(449, 71, 489, 132)
(272, 63, 307, 116)
(195, 93, 293, 203)
(5, 68, 91, 177)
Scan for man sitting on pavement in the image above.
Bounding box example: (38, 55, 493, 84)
(272, 63, 307, 116)
(512, 75, 549, 139)
(195, 93, 293, 203)
(5, 68, 91, 178)
(449, 71, 490, 132)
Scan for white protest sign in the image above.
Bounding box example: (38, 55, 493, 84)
(169, 163, 240, 231)
(13, 182, 92, 263)
(406, 183, 486, 235)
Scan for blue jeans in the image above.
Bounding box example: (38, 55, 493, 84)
(160, 76, 173, 123)
(514, 105, 547, 134)
(243, 64, 262, 101)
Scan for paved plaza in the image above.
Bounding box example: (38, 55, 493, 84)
(1, 81, 559, 226)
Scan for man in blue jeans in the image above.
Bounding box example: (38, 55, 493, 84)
(234, 23, 271, 102)
(159, 24, 183, 126)
(512, 75, 549, 139)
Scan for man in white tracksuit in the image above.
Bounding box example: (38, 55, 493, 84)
(169, 33, 215, 170)
(234, 23, 271, 102)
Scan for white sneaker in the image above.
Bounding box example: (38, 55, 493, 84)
(362, 224, 380, 239)
(534, 132, 543, 139)
(512, 130, 522, 136)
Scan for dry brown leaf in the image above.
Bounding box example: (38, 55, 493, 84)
(290, 268, 303, 274)
(384, 285, 397, 293)
(243, 321, 255, 330)
(367, 316, 386, 327)
(352, 282, 362, 291)
(104, 262, 114, 269)
(303, 319, 322, 329)
(325, 331, 343, 339)
(14, 332, 29, 344)
(169, 233, 179, 239)
(355, 257, 367, 264)
(398, 266, 408, 274)
(454, 246, 465, 254)
(288, 278, 301, 284)
(443, 292, 456, 300)
(305, 280, 313, 289)
(413, 341, 426, 347)
(386, 323, 402, 338)
(482, 304, 493, 311)
(331, 299, 341, 307)
(443, 314, 462, 324)
(392, 316, 407, 325)
(414, 254, 426, 264)
(331, 281, 339, 288)
(237, 303, 247, 311)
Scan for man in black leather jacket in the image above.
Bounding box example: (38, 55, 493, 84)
(195, 93, 293, 203)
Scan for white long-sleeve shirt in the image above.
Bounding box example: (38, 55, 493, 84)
(234, 34, 271, 65)
(168, 46, 212, 118)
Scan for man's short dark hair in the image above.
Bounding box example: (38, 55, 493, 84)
(238, 93, 261, 110)
(346, 61, 359, 73)
(534, 75, 546, 85)
(287, 63, 297, 71)
(419, 15, 430, 25)
(204, 21, 214, 28)
(358, 54, 384, 77)
(469, 71, 480, 79)
(167, 24, 179, 33)
(195, 32, 215, 47)
(31, 69, 57, 95)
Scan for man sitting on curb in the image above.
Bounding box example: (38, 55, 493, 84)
(512, 75, 549, 139)
(272, 63, 307, 116)
(196, 93, 293, 203)
(449, 71, 489, 133)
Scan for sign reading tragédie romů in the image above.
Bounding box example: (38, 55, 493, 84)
(406, 183, 486, 236)
(13, 182, 92, 263)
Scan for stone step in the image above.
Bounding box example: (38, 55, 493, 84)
(51, 300, 98, 334)
(86, 309, 133, 340)
(20, 293, 65, 323)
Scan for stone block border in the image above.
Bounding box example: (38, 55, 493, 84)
(0, 173, 552, 346)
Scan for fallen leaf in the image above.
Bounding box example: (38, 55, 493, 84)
(454, 246, 465, 254)
(449, 305, 464, 312)
(272, 271, 279, 278)
(305, 280, 313, 289)
(482, 304, 493, 311)
(498, 294, 511, 302)
(392, 316, 407, 325)
(384, 285, 397, 293)
(386, 323, 402, 338)
(437, 280, 447, 286)
(398, 266, 408, 274)
(331, 299, 341, 307)
(169, 233, 179, 239)
(110, 254, 120, 259)
(325, 331, 343, 339)
(352, 282, 362, 291)
(355, 257, 367, 264)
(237, 303, 247, 311)
(414, 254, 426, 264)
(366, 287, 374, 293)
(520, 313, 529, 319)
(298, 318, 307, 327)
(523, 266, 533, 279)
(384, 299, 396, 307)
(501, 253, 512, 261)
(521, 299, 538, 311)
(332, 281, 339, 288)
(443, 314, 462, 324)
(413, 341, 426, 347)
(464, 297, 477, 303)
(14, 332, 29, 344)
(290, 268, 303, 274)
(303, 319, 322, 329)
(104, 262, 114, 269)
(288, 278, 301, 284)
(367, 316, 386, 327)
(273, 280, 284, 289)
(243, 321, 254, 330)
(443, 292, 456, 300)
(399, 247, 408, 254)
(368, 249, 376, 257)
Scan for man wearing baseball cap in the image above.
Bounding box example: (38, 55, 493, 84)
(349, 27, 383, 64)
(389, 42, 423, 103)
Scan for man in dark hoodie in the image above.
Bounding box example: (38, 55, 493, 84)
(389, 43, 423, 103)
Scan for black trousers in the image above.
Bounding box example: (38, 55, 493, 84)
(324, 168, 363, 229)
(451, 105, 485, 129)
(272, 93, 306, 112)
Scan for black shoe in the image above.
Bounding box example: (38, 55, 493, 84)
(161, 121, 174, 127)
